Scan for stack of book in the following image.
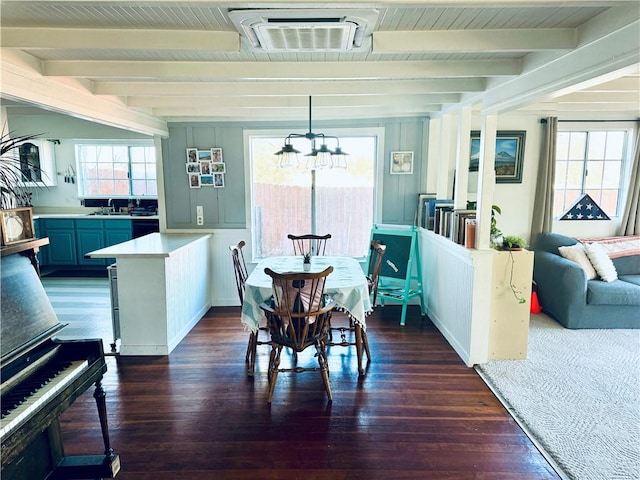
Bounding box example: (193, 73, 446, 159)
(451, 209, 477, 246)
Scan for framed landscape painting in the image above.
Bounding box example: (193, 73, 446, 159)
(469, 130, 525, 183)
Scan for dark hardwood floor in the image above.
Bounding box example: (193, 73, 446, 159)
(59, 305, 559, 479)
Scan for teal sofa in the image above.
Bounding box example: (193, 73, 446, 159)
(533, 232, 640, 329)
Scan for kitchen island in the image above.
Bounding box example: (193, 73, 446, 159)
(88, 233, 212, 356)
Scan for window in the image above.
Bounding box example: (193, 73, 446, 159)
(76, 142, 157, 198)
(249, 132, 379, 259)
(554, 129, 630, 218)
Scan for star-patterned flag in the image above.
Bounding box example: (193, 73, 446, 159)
(559, 193, 610, 220)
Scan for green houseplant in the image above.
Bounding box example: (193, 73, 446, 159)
(303, 252, 311, 270)
(500, 235, 528, 304)
(502, 235, 527, 251)
(490, 204, 502, 247)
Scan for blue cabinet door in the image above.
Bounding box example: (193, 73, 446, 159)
(41, 219, 76, 266)
(104, 221, 132, 264)
(76, 229, 106, 266)
(46, 229, 76, 265)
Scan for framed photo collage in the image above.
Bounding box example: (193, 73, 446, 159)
(186, 147, 225, 188)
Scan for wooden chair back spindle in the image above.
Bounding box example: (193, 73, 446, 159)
(287, 233, 332, 256)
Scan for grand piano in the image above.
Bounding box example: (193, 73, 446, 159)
(1, 240, 120, 479)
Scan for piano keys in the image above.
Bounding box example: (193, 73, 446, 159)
(1, 247, 120, 480)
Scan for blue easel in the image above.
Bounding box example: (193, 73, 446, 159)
(369, 224, 425, 326)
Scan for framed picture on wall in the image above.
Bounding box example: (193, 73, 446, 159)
(189, 173, 201, 188)
(211, 163, 225, 173)
(211, 148, 223, 163)
(200, 161, 212, 175)
(213, 173, 225, 188)
(200, 175, 214, 186)
(186, 163, 200, 174)
(469, 130, 526, 183)
(186, 148, 198, 163)
(198, 149, 212, 161)
(390, 151, 414, 174)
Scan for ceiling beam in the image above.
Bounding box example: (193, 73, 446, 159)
(1, 28, 240, 52)
(13, 0, 635, 6)
(126, 93, 460, 108)
(93, 78, 486, 96)
(0, 48, 168, 136)
(43, 59, 521, 80)
(472, 8, 640, 114)
(552, 91, 639, 103)
(373, 29, 576, 53)
(152, 104, 442, 120)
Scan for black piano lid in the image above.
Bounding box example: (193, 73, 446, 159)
(1, 255, 66, 367)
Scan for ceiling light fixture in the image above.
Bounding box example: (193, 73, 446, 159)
(274, 96, 348, 170)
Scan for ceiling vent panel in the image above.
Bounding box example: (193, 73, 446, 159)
(229, 9, 379, 53)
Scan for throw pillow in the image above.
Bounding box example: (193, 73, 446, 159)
(584, 242, 618, 282)
(558, 244, 598, 280)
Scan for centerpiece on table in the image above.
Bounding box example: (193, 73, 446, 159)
(303, 252, 311, 271)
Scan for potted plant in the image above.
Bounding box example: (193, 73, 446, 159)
(303, 252, 311, 271)
(502, 235, 527, 251)
(499, 234, 528, 304)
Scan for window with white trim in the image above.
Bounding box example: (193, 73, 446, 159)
(75, 142, 157, 198)
(248, 132, 379, 259)
(554, 129, 631, 218)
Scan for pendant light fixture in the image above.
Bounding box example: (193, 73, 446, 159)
(274, 96, 348, 169)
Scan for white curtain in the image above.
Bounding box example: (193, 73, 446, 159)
(530, 117, 557, 247)
(618, 127, 640, 236)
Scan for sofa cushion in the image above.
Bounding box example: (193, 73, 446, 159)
(587, 279, 640, 306)
(558, 244, 597, 280)
(584, 242, 618, 282)
(619, 274, 640, 287)
(612, 255, 640, 276)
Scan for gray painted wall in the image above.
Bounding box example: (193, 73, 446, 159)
(162, 117, 429, 229)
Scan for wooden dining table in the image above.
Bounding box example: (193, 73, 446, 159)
(241, 255, 372, 374)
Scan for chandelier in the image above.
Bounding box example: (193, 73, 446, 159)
(274, 96, 348, 170)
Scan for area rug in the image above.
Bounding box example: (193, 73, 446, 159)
(476, 314, 640, 480)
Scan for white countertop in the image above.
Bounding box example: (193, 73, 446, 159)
(34, 213, 159, 220)
(87, 232, 211, 258)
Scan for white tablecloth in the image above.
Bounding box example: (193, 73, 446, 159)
(241, 256, 372, 333)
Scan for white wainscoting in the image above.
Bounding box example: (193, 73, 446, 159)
(208, 228, 253, 307)
(419, 229, 494, 366)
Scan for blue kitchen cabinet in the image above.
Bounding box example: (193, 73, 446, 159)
(104, 219, 132, 263)
(39, 217, 133, 270)
(76, 219, 107, 266)
(41, 219, 76, 266)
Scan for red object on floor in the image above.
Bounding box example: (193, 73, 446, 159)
(530, 291, 542, 314)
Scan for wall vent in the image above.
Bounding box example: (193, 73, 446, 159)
(229, 9, 379, 53)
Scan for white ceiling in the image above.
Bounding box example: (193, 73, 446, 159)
(1, 1, 638, 134)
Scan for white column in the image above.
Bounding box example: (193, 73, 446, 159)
(453, 105, 472, 210)
(475, 114, 497, 250)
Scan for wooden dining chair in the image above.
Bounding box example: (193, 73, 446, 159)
(287, 233, 331, 256)
(367, 240, 387, 308)
(259, 266, 335, 403)
(229, 240, 269, 376)
(327, 240, 385, 375)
